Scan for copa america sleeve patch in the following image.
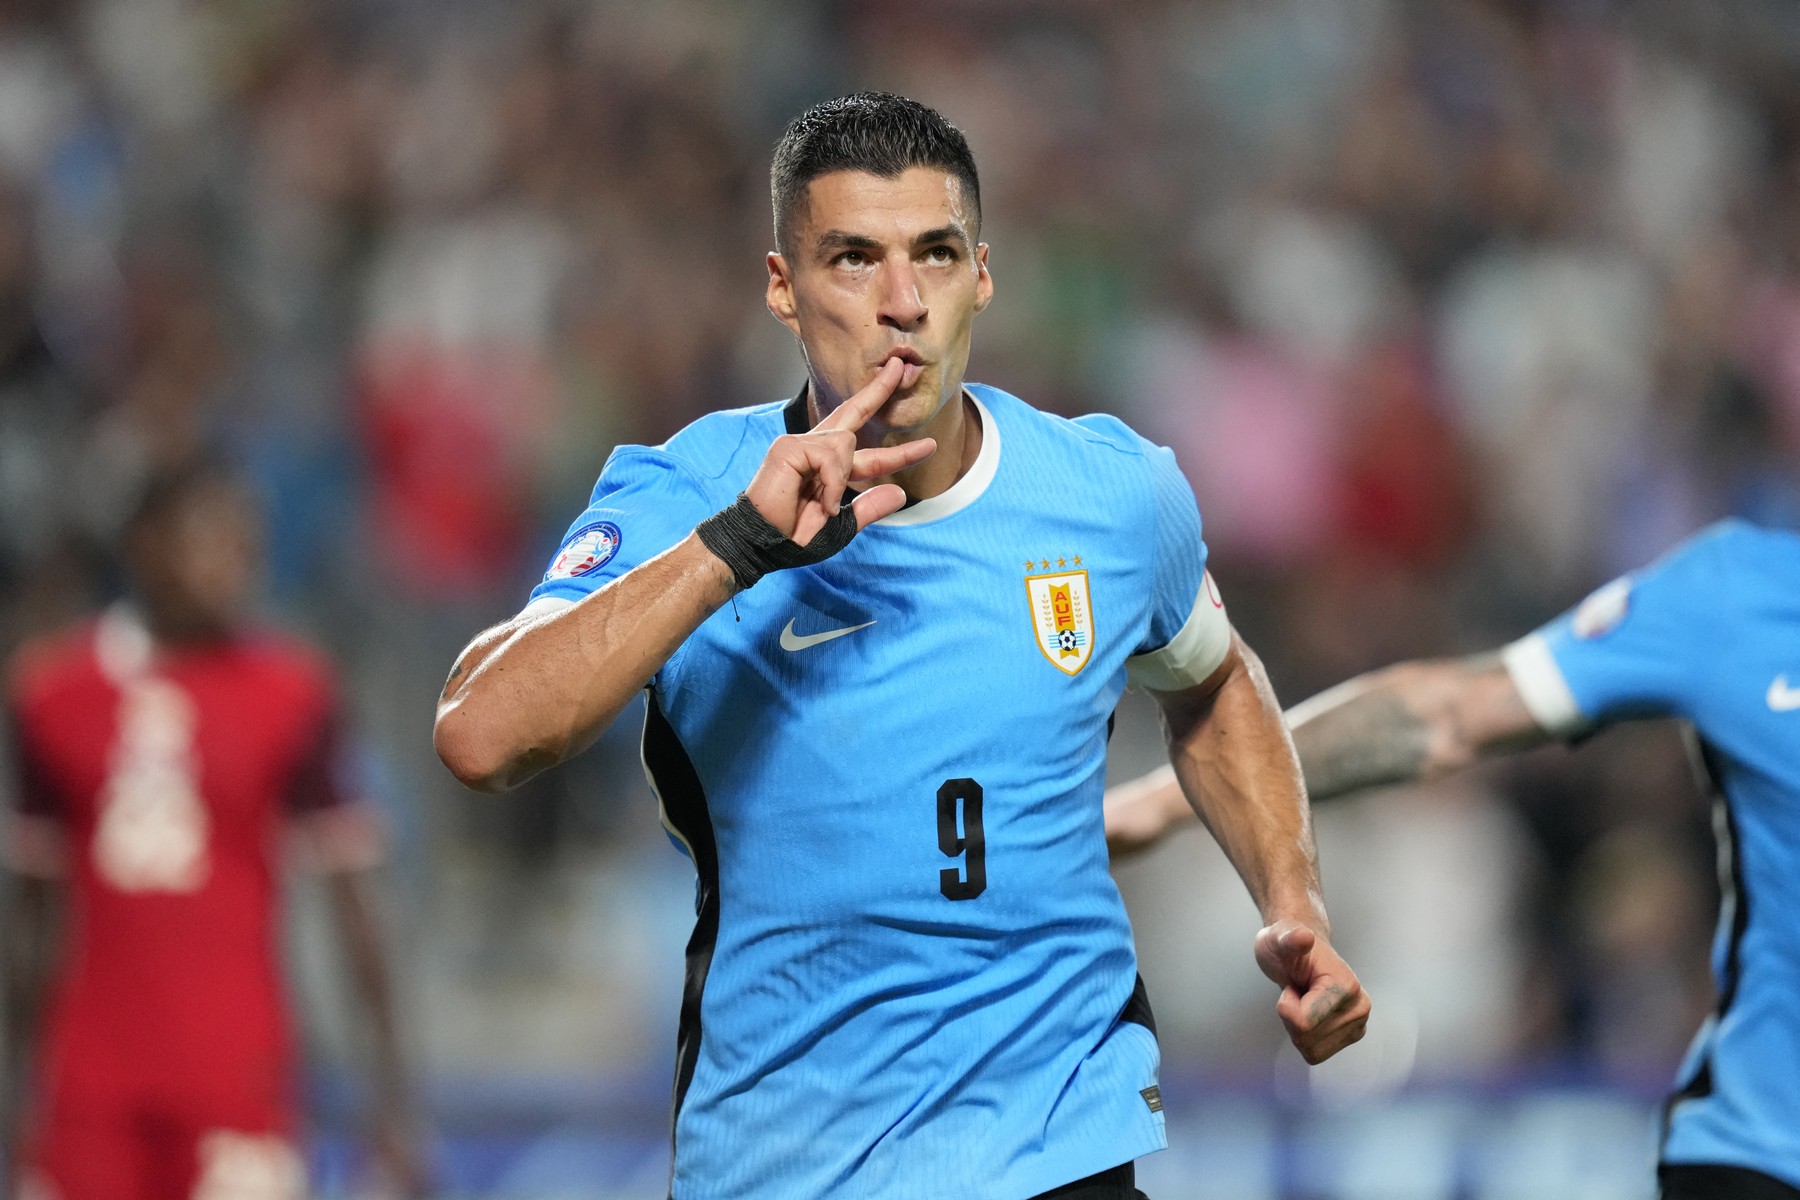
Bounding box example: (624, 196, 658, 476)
(545, 521, 622, 581)
(1127, 572, 1233, 692)
(1571, 576, 1632, 639)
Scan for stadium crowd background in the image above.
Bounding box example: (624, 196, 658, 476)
(2, 0, 1798, 1195)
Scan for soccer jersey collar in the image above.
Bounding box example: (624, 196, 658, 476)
(782, 385, 1000, 527)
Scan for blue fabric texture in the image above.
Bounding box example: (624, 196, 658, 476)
(532, 385, 1209, 1198)
(1534, 520, 1800, 1188)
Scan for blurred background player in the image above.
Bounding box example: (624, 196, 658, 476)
(2, 464, 427, 1200)
(1103, 519, 1800, 1200)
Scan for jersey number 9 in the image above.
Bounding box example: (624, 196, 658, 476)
(937, 778, 986, 901)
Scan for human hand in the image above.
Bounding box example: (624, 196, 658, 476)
(1102, 766, 1191, 859)
(743, 357, 937, 544)
(1253, 920, 1371, 1064)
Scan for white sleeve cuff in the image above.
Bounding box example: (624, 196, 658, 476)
(520, 595, 575, 620)
(1501, 633, 1589, 737)
(1128, 574, 1233, 692)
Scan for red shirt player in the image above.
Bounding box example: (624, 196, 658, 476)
(2, 466, 426, 1200)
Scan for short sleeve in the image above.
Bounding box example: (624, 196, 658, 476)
(526, 446, 719, 614)
(1501, 528, 1725, 737)
(1126, 443, 1232, 691)
(284, 701, 353, 816)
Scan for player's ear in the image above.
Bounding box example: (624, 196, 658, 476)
(973, 243, 994, 314)
(766, 252, 801, 336)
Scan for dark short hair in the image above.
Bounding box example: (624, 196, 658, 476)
(770, 92, 981, 255)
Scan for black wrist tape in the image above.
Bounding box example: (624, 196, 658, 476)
(695, 492, 859, 591)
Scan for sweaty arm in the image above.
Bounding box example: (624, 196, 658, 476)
(434, 359, 933, 793)
(1153, 632, 1370, 1064)
(433, 534, 740, 792)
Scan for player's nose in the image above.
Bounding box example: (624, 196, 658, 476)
(877, 260, 927, 330)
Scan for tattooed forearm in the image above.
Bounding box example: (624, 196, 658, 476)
(1286, 651, 1543, 804)
(1291, 691, 1433, 802)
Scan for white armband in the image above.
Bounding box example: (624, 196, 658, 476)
(1127, 573, 1233, 692)
(520, 595, 575, 620)
(1501, 633, 1589, 737)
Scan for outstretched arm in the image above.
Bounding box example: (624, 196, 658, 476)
(1154, 632, 1370, 1064)
(1286, 651, 1548, 802)
(434, 359, 934, 793)
(1107, 650, 1549, 855)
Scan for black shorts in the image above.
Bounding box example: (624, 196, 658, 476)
(1661, 1164, 1800, 1200)
(1030, 1162, 1148, 1200)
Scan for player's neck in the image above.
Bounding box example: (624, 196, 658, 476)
(884, 389, 981, 503)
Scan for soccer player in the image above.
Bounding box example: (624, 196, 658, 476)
(434, 93, 1369, 1199)
(1103, 519, 1800, 1200)
(3, 465, 425, 1200)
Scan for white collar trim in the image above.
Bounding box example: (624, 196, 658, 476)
(874, 392, 999, 527)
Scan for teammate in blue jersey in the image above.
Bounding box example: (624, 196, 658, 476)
(1105, 519, 1800, 1200)
(435, 93, 1369, 1199)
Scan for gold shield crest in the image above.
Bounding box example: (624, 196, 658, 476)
(1025, 569, 1096, 676)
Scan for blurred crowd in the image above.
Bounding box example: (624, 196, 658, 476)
(2, 0, 1798, 1119)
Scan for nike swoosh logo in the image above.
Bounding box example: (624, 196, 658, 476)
(1769, 675, 1800, 713)
(780, 618, 876, 652)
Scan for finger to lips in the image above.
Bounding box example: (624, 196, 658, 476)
(817, 358, 905, 433)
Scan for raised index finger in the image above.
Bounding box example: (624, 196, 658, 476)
(814, 357, 906, 434)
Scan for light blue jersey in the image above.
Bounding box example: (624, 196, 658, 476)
(527, 385, 1233, 1200)
(1503, 520, 1800, 1188)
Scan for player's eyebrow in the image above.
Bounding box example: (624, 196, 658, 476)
(816, 230, 883, 256)
(911, 225, 970, 252)
(813, 226, 973, 258)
